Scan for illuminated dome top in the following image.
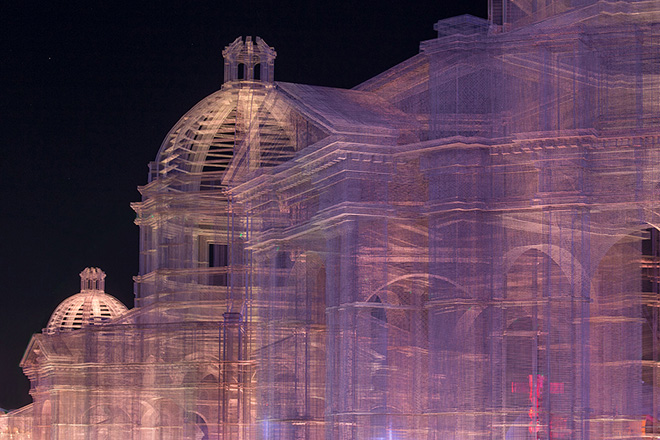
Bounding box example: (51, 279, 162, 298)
(45, 268, 128, 335)
(148, 36, 417, 189)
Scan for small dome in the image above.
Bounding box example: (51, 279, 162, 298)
(45, 268, 128, 334)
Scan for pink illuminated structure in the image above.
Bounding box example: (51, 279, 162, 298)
(3, 0, 660, 438)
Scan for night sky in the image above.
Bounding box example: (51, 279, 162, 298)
(0, 0, 486, 410)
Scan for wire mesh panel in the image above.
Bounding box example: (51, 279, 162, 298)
(6, 2, 660, 438)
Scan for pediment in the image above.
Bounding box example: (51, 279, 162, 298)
(20, 335, 45, 368)
(20, 333, 74, 368)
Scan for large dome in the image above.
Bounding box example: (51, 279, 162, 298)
(45, 268, 128, 335)
(153, 38, 282, 183)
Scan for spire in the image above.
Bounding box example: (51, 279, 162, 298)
(80, 267, 106, 292)
(222, 36, 276, 84)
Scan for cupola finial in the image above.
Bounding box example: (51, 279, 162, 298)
(80, 267, 106, 292)
(222, 36, 276, 84)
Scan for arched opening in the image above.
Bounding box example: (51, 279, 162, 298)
(142, 399, 184, 439)
(366, 294, 389, 395)
(359, 281, 427, 430)
(237, 63, 245, 80)
(38, 400, 52, 439)
(253, 63, 261, 80)
(199, 373, 219, 402)
(641, 227, 660, 435)
(184, 412, 209, 440)
(256, 250, 327, 438)
(82, 404, 131, 440)
(591, 227, 659, 436)
(503, 248, 574, 440)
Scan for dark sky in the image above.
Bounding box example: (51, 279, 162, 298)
(0, 0, 486, 409)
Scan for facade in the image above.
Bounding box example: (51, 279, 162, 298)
(3, 0, 660, 438)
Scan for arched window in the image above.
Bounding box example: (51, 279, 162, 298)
(237, 63, 245, 80)
(254, 63, 261, 80)
(367, 294, 388, 394)
(38, 400, 52, 439)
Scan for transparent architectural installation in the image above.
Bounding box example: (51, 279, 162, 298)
(3, 0, 660, 438)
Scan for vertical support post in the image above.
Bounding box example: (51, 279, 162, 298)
(221, 312, 245, 439)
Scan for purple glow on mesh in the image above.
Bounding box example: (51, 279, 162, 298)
(3, 2, 660, 438)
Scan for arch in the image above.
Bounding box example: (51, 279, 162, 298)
(40, 399, 51, 420)
(137, 400, 162, 440)
(589, 225, 659, 432)
(592, 222, 660, 272)
(139, 400, 158, 428)
(237, 63, 245, 79)
(253, 63, 261, 80)
(501, 247, 577, 438)
(364, 274, 432, 338)
(591, 225, 659, 304)
(198, 372, 220, 402)
(360, 278, 429, 414)
(365, 273, 433, 327)
(182, 351, 221, 365)
(201, 373, 218, 383)
(82, 404, 131, 424)
(368, 404, 403, 414)
(503, 244, 590, 298)
(371, 273, 469, 298)
(37, 399, 52, 439)
(452, 305, 486, 338)
(81, 404, 131, 440)
(140, 398, 184, 434)
(184, 411, 209, 440)
(364, 289, 414, 332)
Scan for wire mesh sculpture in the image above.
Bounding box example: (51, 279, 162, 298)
(4, 1, 660, 438)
